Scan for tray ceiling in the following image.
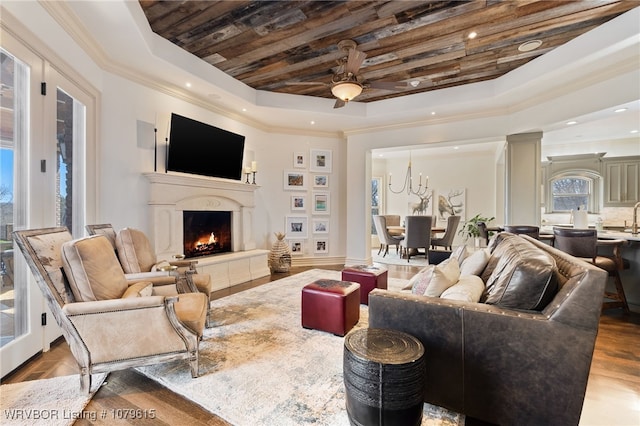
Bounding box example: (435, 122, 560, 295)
(139, 0, 637, 103)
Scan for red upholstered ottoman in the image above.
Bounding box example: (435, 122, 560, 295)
(341, 265, 388, 305)
(301, 279, 360, 336)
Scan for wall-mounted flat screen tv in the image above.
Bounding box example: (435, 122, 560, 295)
(167, 113, 245, 180)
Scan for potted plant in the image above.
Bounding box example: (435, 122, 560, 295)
(458, 214, 495, 247)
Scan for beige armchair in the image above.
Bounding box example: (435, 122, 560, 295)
(13, 228, 208, 394)
(116, 227, 213, 326)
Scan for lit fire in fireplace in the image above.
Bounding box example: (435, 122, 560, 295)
(183, 210, 232, 258)
(192, 232, 220, 254)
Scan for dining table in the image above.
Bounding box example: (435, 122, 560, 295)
(387, 225, 445, 236)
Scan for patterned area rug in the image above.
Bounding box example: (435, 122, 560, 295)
(1, 373, 107, 426)
(371, 249, 430, 266)
(137, 269, 463, 425)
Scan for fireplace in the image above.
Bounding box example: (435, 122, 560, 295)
(183, 211, 232, 258)
(144, 172, 269, 291)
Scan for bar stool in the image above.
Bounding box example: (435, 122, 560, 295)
(553, 227, 629, 313)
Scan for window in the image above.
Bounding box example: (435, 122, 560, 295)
(549, 171, 601, 213)
(371, 177, 382, 234)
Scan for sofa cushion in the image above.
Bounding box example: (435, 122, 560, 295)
(61, 235, 129, 302)
(482, 235, 558, 311)
(459, 248, 489, 276)
(411, 258, 460, 297)
(440, 275, 485, 302)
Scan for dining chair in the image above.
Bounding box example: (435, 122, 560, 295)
(400, 215, 433, 262)
(431, 215, 460, 251)
(553, 227, 629, 313)
(383, 214, 402, 236)
(373, 215, 404, 257)
(503, 225, 540, 239)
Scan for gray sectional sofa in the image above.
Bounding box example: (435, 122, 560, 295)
(368, 233, 607, 425)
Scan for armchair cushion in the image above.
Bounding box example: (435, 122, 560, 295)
(61, 235, 129, 302)
(122, 281, 154, 298)
(116, 227, 157, 273)
(174, 293, 209, 335)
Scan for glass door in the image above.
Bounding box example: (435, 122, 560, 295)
(0, 29, 95, 377)
(0, 40, 46, 376)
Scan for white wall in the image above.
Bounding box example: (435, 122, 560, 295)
(375, 150, 498, 248)
(98, 73, 346, 260)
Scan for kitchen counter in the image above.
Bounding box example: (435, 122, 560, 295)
(540, 226, 640, 242)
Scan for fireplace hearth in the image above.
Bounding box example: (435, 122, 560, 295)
(183, 211, 232, 258)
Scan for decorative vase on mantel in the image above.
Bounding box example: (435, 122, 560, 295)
(269, 232, 292, 273)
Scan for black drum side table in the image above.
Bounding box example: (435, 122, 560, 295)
(343, 328, 425, 426)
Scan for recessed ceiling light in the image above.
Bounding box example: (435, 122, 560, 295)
(242, 108, 247, 112)
(453, 146, 459, 150)
(310, 121, 315, 125)
(185, 82, 192, 88)
(566, 121, 577, 125)
(518, 40, 542, 52)
(431, 111, 436, 116)
(468, 31, 477, 39)
(614, 108, 627, 113)
(631, 130, 638, 134)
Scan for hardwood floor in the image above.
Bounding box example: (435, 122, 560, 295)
(2, 264, 639, 425)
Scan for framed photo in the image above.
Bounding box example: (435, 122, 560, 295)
(313, 174, 329, 188)
(312, 218, 329, 234)
(284, 170, 307, 190)
(435, 188, 466, 224)
(312, 191, 330, 214)
(314, 239, 329, 254)
(309, 149, 332, 173)
(285, 215, 308, 239)
(293, 152, 306, 168)
(289, 240, 304, 256)
(290, 195, 306, 211)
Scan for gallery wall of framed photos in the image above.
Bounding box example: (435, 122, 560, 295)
(284, 149, 332, 256)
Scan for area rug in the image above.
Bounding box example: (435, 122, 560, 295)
(1, 373, 107, 426)
(136, 269, 462, 425)
(371, 249, 429, 266)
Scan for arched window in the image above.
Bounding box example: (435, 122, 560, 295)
(549, 171, 602, 213)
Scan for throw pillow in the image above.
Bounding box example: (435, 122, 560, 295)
(61, 235, 129, 302)
(483, 237, 558, 311)
(459, 248, 490, 276)
(440, 275, 485, 303)
(411, 258, 461, 297)
(451, 245, 468, 264)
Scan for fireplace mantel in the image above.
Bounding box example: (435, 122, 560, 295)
(143, 172, 269, 291)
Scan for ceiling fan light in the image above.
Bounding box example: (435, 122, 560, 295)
(331, 81, 363, 102)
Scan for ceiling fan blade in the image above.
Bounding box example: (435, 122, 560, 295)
(333, 98, 346, 109)
(367, 81, 409, 91)
(285, 81, 329, 86)
(345, 48, 367, 75)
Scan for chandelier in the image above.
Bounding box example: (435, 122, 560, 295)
(388, 154, 429, 196)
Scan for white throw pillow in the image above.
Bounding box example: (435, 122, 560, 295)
(440, 275, 485, 303)
(459, 248, 490, 276)
(411, 258, 461, 297)
(451, 245, 468, 264)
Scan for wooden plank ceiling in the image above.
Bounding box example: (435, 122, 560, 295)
(139, 0, 637, 103)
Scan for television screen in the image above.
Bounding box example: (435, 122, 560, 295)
(167, 113, 245, 180)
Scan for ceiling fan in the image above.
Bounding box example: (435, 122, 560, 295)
(287, 40, 415, 109)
